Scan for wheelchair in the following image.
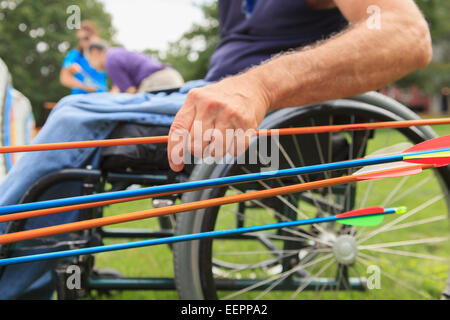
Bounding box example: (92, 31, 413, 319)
(1, 90, 449, 300)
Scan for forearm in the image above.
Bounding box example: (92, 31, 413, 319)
(60, 69, 87, 90)
(246, 8, 432, 110)
(125, 86, 137, 94)
(110, 85, 121, 93)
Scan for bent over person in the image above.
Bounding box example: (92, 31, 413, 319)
(0, 0, 445, 300)
(87, 41, 185, 93)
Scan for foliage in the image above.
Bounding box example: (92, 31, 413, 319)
(395, 0, 450, 93)
(145, 1, 220, 82)
(0, 0, 115, 125)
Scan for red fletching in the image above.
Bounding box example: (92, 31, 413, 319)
(336, 206, 384, 219)
(356, 165, 423, 181)
(404, 135, 450, 153)
(402, 135, 450, 167)
(404, 156, 450, 167)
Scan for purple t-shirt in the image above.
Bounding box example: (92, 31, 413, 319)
(106, 47, 165, 92)
(205, 0, 348, 81)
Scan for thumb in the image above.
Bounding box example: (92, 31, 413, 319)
(168, 103, 195, 172)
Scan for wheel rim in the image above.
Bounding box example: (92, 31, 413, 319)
(189, 106, 450, 300)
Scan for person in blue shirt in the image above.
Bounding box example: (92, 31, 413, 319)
(59, 20, 108, 94)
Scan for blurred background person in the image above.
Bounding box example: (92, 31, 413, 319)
(59, 20, 108, 94)
(87, 40, 184, 93)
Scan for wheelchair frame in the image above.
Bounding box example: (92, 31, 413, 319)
(1, 91, 449, 299)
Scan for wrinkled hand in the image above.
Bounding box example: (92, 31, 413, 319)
(168, 75, 271, 172)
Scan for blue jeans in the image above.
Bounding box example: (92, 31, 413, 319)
(0, 81, 208, 299)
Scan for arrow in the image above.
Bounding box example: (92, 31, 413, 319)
(402, 135, 450, 167)
(0, 136, 448, 217)
(334, 206, 407, 226)
(0, 119, 450, 153)
(0, 163, 430, 245)
(0, 161, 428, 225)
(0, 206, 406, 266)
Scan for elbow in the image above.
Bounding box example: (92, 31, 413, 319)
(411, 18, 433, 69)
(59, 71, 67, 87)
(59, 69, 72, 87)
(381, 9, 432, 75)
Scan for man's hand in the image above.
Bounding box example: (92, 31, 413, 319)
(168, 75, 271, 172)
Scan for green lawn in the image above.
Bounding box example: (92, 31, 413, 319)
(90, 122, 450, 300)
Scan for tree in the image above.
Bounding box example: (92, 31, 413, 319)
(145, 1, 219, 82)
(396, 0, 450, 93)
(0, 0, 116, 126)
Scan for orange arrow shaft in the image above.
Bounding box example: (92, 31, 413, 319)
(0, 164, 431, 245)
(1, 118, 449, 153)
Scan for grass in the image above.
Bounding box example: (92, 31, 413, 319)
(89, 123, 450, 300)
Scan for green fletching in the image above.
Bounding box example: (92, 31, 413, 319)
(337, 214, 384, 227)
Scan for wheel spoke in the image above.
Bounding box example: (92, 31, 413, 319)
(238, 168, 310, 220)
(272, 141, 330, 234)
(356, 129, 371, 161)
(358, 194, 445, 244)
(357, 256, 433, 299)
(220, 253, 334, 300)
(386, 215, 448, 233)
(248, 198, 332, 245)
(359, 236, 450, 250)
(381, 175, 410, 207)
(229, 186, 333, 246)
(216, 251, 301, 277)
(358, 251, 446, 282)
(314, 263, 336, 299)
(388, 175, 433, 205)
(252, 232, 333, 247)
(213, 249, 323, 256)
(344, 116, 356, 212)
(358, 180, 375, 209)
(360, 247, 449, 262)
(311, 119, 336, 217)
(252, 249, 320, 300)
(382, 129, 393, 149)
(291, 133, 310, 182)
(289, 259, 335, 299)
(219, 207, 268, 227)
(347, 128, 370, 235)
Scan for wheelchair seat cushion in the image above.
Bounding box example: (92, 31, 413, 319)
(100, 123, 170, 173)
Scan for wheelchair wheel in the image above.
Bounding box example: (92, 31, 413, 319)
(173, 93, 450, 300)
